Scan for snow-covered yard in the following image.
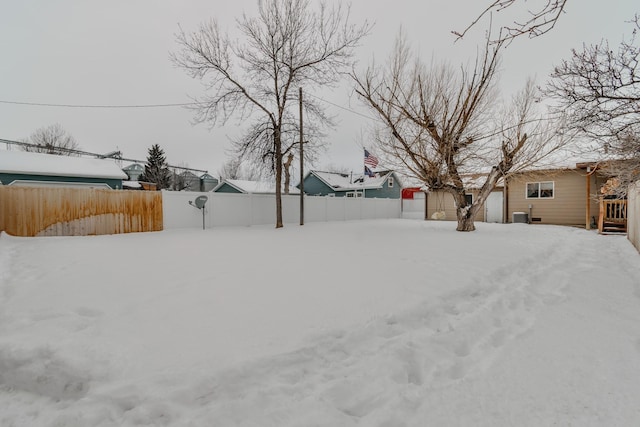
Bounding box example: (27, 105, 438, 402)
(1, 219, 639, 426)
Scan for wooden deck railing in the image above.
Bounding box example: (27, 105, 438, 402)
(598, 198, 627, 233)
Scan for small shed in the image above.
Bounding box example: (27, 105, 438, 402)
(402, 187, 425, 199)
(0, 150, 127, 189)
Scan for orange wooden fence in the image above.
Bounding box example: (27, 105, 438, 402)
(0, 187, 163, 237)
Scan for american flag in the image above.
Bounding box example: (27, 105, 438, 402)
(364, 149, 379, 168)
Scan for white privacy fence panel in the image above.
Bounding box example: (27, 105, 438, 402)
(162, 191, 211, 229)
(213, 193, 254, 227)
(162, 191, 401, 229)
(628, 181, 640, 253)
(401, 199, 425, 219)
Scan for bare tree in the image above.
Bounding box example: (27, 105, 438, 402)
(22, 123, 81, 155)
(453, 0, 568, 43)
(228, 116, 325, 189)
(545, 15, 640, 191)
(172, 0, 371, 228)
(353, 35, 568, 231)
(218, 157, 262, 181)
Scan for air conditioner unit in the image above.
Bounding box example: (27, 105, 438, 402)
(512, 212, 529, 223)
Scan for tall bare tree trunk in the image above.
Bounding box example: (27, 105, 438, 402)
(456, 209, 476, 231)
(452, 191, 476, 232)
(283, 152, 294, 195)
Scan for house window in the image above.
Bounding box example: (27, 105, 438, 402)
(526, 181, 554, 199)
(388, 177, 394, 188)
(465, 194, 473, 205)
(346, 191, 363, 198)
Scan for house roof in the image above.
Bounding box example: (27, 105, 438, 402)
(306, 170, 399, 191)
(0, 150, 127, 180)
(214, 179, 300, 194)
(462, 174, 505, 189)
(122, 181, 142, 189)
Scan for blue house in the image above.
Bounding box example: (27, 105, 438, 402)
(0, 150, 127, 189)
(300, 170, 402, 198)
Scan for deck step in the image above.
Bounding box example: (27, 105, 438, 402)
(602, 222, 627, 233)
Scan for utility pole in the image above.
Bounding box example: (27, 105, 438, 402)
(299, 87, 304, 226)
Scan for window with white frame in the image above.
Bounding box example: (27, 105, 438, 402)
(346, 191, 363, 198)
(526, 181, 554, 199)
(388, 176, 394, 188)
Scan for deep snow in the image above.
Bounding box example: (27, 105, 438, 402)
(1, 220, 639, 426)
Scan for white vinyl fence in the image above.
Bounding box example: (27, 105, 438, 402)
(162, 191, 402, 229)
(401, 199, 425, 220)
(628, 180, 640, 253)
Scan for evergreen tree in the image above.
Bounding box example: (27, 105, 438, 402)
(139, 144, 171, 189)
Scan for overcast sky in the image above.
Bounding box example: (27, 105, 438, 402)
(1, 1, 637, 178)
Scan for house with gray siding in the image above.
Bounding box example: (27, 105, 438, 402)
(301, 170, 402, 198)
(0, 150, 127, 189)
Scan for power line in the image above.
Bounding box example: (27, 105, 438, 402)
(0, 94, 377, 120)
(304, 93, 378, 122)
(0, 100, 202, 109)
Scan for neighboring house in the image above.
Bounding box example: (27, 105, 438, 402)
(505, 162, 610, 229)
(122, 163, 144, 181)
(300, 170, 402, 198)
(0, 150, 127, 189)
(213, 179, 300, 194)
(423, 161, 619, 229)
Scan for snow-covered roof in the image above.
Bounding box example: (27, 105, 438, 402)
(0, 150, 127, 180)
(308, 170, 398, 191)
(122, 181, 142, 189)
(462, 175, 505, 189)
(215, 179, 300, 194)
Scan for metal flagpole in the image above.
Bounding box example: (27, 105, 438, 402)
(362, 149, 366, 199)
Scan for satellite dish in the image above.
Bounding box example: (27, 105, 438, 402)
(194, 195, 208, 209)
